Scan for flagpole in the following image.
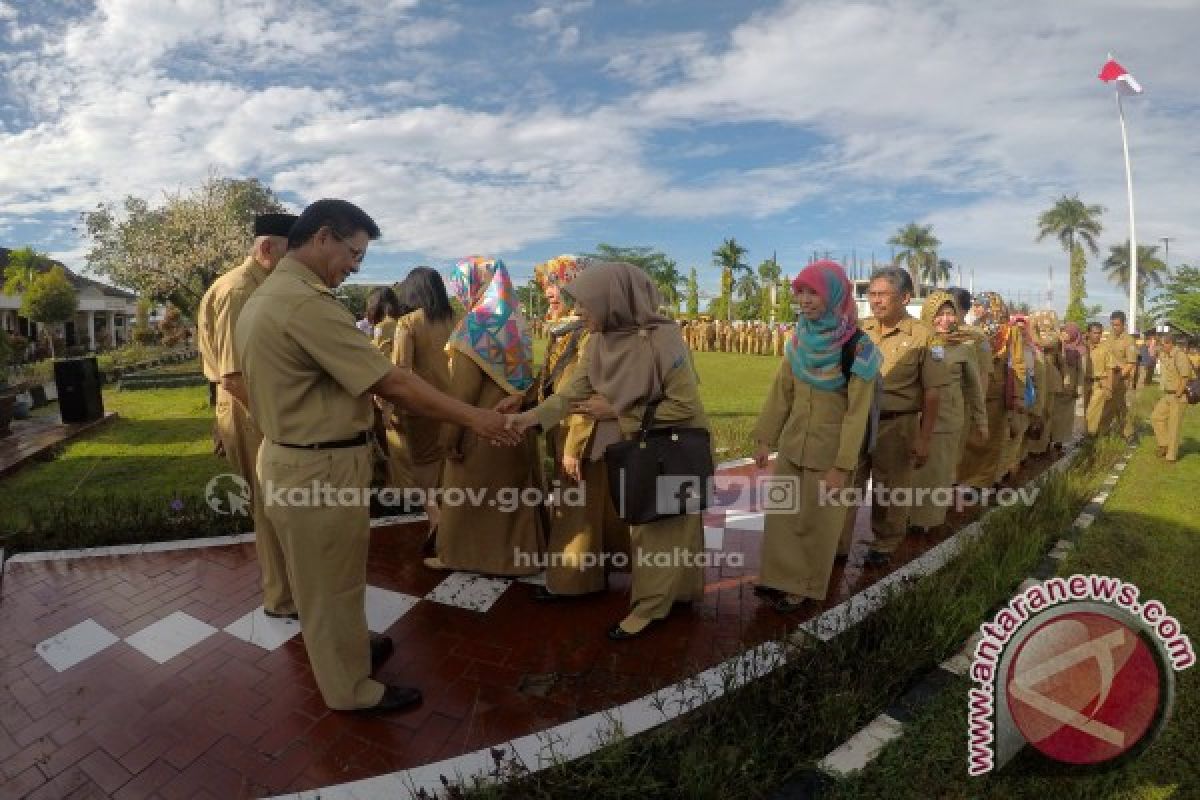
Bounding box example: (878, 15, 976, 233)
(1115, 82, 1138, 328)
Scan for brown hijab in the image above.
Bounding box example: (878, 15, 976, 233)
(562, 261, 690, 414)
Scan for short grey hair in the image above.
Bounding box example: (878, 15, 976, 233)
(869, 266, 913, 295)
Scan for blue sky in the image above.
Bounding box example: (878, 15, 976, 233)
(2, 0, 1199, 315)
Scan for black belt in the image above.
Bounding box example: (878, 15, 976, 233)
(878, 409, 919, 421)
(275, 432, 370, 450)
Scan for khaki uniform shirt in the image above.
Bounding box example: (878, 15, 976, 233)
(861, 315, 951, 412)
(197, 256, 268, 382)
(935, 342, 985, 433)
(1089, 342, 1117, 389)
(1161, 348, 1196, 394)
(1111, 332, 1138, 381)
(753, 361, 874, 472)
(235, 255, 394, 445)
(372, 316, 398, 359)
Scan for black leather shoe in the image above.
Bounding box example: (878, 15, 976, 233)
(752, 584, 785, 599)
(533, 586, 571, 602)
(607, 624, 641, 641)
(264, 609, 299, 621)
(369, 633, 394, 671)
(863, 550, 892, 568)
(361, 685, 422, 713)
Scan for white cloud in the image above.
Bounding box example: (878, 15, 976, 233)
(515, 0, 592, 52)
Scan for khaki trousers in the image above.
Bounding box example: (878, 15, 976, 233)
(1112, 377, 1134, 438)
(1151, 394, 1187, 461)
(1086, 384, 1113, 436)
(760, 458, 854, 600)
(628, 511, 705, 622)
(215, 387, 294, 616)
(840, 413, 918, 554)
(959, 397, 1006, 488)
(257, 442, 383, 710)
(999, 411, 1030, 478)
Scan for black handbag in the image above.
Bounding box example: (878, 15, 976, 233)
(1185, 378, 1200, 405)
(604, 398, 714, 525)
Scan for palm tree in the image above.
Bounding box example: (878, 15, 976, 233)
(758, 256, 781, 321)
(712, 237, 750, 322)
(888, 223, 940, 296)
(1036, 194, 1104, 322)
(656, 259, 684, 312)
(1103, 241, 1168, 308)
(923, 258, 953, 288)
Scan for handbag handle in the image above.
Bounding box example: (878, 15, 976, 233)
(636, 329, 666, 440)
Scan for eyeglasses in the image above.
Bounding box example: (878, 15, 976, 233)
(329, 230, 365, 262)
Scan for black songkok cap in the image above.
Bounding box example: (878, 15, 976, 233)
(254, 213, 298, 237)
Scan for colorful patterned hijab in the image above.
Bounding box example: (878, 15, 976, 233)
(535, 254, 589, 332)
(920, 291, 974, 346)
(446, 256, 534, 395)
(979, 292, 1011, 357)
(785, 260, 882, 391)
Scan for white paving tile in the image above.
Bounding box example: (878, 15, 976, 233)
(819, 714, 905, 775)
(425, 572, 512, 613)
(224, 607, 302, 651)
(125, 611, 217, 664)
(704, 526, 725, 550)
(724, 511, 765, 532)
(365, 585, 420, 633)
(37, 619, 120, 672)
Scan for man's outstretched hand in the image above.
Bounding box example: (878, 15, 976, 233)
(471, 409, 523, 446)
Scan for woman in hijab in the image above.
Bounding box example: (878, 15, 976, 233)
(1053, 321, 1090, 447)
(999, 313, 1041, 481)
(428, 257, 545, 576)
(525, 255, 629, 600)
(390, 267, 457, 551)
(958, 292, 1012, 489)
(908, 291, 985, 534)
(510, 261, 708, 639)
(751, 261, 882, 613)
(1025, 310, 1062, 457)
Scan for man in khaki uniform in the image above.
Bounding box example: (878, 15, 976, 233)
(1108, 311, 1139, 439)
(842, 267, 949, 566)
(1085, 322, 1117, 435)
(236, 199, 519, 713)
(1151, 333, 1195, 461)
(197, 212, 298, 619)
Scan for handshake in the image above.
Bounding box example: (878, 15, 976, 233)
(471, 394, 619, 447)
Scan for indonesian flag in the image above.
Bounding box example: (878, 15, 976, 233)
(1099, 58, 1143, 95)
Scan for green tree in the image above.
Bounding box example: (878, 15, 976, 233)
(888, 223, 940, 295)
(21, 266, 78, 358)
(132, 297, 157, 345)
(1102, 241, 1169, 311)
(757, 257, 781, 322)
(926, 258, 953, 289)
(2, 246, 54, 295)
(685, 268, 700, 316)
(1036, 194, 1104, 323)
(1065, 246, 1090, 324)
(587, 244, 682, 311)
(773, 278, 795, 323)
(81, 173, 285, 317)
(1149, 265, 1200, 333)
(335, 284, 373, 318)
(712, 237, 750, 322)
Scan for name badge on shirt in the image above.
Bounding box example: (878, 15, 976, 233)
(931, 345, 945, 361)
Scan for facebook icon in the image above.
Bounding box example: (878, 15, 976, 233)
(655, 475, 707, 516)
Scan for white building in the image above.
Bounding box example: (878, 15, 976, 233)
(0, 249, 139, 352)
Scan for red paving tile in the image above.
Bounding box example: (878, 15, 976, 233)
(0, 451, 1068, 797)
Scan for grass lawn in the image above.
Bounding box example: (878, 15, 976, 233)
(823, 388, 1200, 800)
(0, 347, 779, 538)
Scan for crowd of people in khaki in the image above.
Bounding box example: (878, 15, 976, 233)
(198, 198, 1194, 715)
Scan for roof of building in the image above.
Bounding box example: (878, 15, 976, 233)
(0, 247, 138, 300)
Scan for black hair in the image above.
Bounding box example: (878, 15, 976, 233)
(1110, 310, 1126, 323)
(870, 265, 913, 295)
(397, 266, 454, 323)
(947, 287, 972, 315)
(288, 198, 381, 250)
(365, 287, 403, 325)
(1087, 322, 1105, 333)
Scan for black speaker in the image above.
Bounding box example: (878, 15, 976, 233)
(55, 357, 104, 424)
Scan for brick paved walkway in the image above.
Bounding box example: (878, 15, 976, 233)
(0, 454, 1062, 799)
